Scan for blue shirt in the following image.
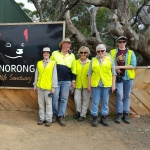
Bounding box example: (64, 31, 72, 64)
(111, 48, 137, 80)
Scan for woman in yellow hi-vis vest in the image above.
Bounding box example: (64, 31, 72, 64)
(74, 46, 91, 121)
(88, 44, 116, 127)
(110, 36, 137, 124)
(33, 47, 58, 127)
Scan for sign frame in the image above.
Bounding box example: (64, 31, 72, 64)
(0, 21, 65, 89)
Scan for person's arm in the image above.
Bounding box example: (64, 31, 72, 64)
(115, 65, 135, 70)
(111, 58, 116, 92)
(88, 75, 92, 93)
(71, 55, 76, 88)
(51, 63, 58, 94)
(33, 66, 38, 92)
(115, 51, 137, 70)
(87, 60, 93, 93)
(112, 75, 116, 93)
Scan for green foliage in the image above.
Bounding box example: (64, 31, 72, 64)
(71, 4, 91, 37)
(129, 0, 137, 16)
(96, 7, 113, 46)
(96, 7, 110, 32)
(16, 2, 38, 19)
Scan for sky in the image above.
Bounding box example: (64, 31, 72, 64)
(14, 0, 36, 11)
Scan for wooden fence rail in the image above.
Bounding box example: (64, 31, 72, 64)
(0, 67, 149, 116)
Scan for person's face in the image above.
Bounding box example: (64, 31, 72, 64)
(96, 48, 105, 58)
(117, 39, 127, 49)
(79, 50, 88, 58)
(62, 42, 71, 50)
(43, 51, 50, 59)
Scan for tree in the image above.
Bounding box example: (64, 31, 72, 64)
(16, 2, 38, 20)
(27, 0, 150, 65)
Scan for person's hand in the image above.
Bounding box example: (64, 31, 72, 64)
(116, 69, 121, 74)
(51, 88, 55, 94)
(34, 87, 37, 92)
(88, 86, 92, 93)
(111, 85, 116, 93)
(71, 82, 76, 88)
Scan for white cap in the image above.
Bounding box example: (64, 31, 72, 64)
(42, 47, 50, 53)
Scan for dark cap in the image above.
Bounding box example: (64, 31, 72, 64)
(116, 36, 127, 42)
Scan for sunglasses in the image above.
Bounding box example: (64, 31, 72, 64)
(80, 52, 87, 54)
(96, 50, 105, 53)
(118, 41, 126, 44)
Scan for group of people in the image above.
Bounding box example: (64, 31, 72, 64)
(33, 36, 137, 127)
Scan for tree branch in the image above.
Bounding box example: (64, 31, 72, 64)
(65, 11, 87, 45)
(91, 7, 102, 43)
(131, 0, 147, 26)
(56, 0, 80, 21)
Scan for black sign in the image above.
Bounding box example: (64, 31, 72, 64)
(0, 22, 65, 88)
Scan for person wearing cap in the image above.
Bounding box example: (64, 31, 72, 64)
(33, 47, 58, 127)
(50, 38, 76, 127)
(73, 46, 91, 121)
(110, 36, 137, 124)
(88, 44, 116, 127)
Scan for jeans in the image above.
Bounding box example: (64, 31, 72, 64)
(38, 88, 53, 122)
(116, 80, 133, 113)
(52, 81, 71, 117)
(90, 86, 110, 116)
(74, 88, 91, 117)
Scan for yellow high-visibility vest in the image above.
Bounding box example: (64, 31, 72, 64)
(91, 57, 112, 87)
(50, 50, 76, 75)
(36, 60, 55, 90)
(76, 59, 90, 89)
(110, 49, 135, 79)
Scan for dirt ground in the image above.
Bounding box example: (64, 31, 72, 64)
(0, 111, 149, 150)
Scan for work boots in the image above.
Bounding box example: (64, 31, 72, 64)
(52, 114, 57, 123)
(92, 116, 98, 127)
(122, 112, 130, 124)
(115, 113, 122, 124)
(58, 116, 66, 127)
(73, 112, 80, 119)
(100, 116, 109, 126)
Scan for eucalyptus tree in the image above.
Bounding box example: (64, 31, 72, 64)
(27, 0, 150, 65)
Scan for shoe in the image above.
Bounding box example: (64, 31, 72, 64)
(37, 120, 45, 125)
(73, 112, 80, 119)
(115, 113, 122, 124)
(52, 114, 57, 123)
(122, 113, 130, 124)
(58, 117, 66, 127)
(77, 116, 85, 122)
(100, 116, 109, 126)
(92, 116, 98, 127)
(45, 121, 51, 127)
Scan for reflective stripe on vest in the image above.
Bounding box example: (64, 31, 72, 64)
(76, 59, 90, 89)
(36, 60, 55, 90)
(50, 50, 76, 74)
(110, 49, 135, 79)
(91, 57, 112, 87)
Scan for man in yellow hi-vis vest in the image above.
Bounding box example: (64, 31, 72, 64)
(33, 47, 58, 127)
(50, 38, 76, 127)
(110, 36, 137, 124)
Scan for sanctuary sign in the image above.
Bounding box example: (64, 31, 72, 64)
(0, 22, 65, 88)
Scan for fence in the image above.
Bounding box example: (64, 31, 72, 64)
(0, 67, 149, 116)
